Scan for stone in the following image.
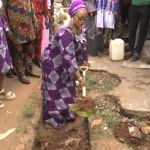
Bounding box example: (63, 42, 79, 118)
(31, 119, 38, 128)
(129, 127, 142, 139)
(141, 126, 150, 135)
(15, 144, 25, 150)
(135, 121, 148, 129)
(130, 137, 140, 145)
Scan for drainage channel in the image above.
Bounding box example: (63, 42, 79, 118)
(34, 70, 150, 150)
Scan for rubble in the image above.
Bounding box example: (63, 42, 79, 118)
(129, 127, 142, 139)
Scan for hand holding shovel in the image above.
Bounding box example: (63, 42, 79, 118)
(79, 66, 88, 97)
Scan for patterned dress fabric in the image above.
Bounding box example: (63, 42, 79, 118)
(0, 15, 12, 74)
(95, 0, 119, 29)
(41, 25, 87, 128)
(33, 0, 50, 61)
(2, 0, 37, 45)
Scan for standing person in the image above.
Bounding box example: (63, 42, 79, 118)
(124, 0, 150, 61)
(117, 0, 131, 38)
(47, 0, 54, 41)
(0, 12, 16, 108)
(2, 0, 40, 84)
(95, 0, 119, 48)
(41, 0, 90, 129)
(33, 0, 53, 68)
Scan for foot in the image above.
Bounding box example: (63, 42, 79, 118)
(124, 51, 133, 60)
(0, 89, 16, 100)
(147, 61, 150, 65)
(18, 75, 30, 84)
(104, 43, 109, 49)
(25, 71, 40, 78)
(131, 53, 140, 61)
(116, 34, 122, 38)
(34, 60, 41, 68)
(0, 101, 4, 109)
(6, 70, 14, 78)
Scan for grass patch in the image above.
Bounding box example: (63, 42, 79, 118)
(100, 80, 114, 92)
(29, 91, 37, 99)
(22, 103, 34, 118)
(133, 117, 145, 124)
(121, 143, 142, 150)
(16, 103, 34, 133)
(16, 123, 28, 133)
(93, 125, 113, 137)
(98, 110, 122, 125)
(86, 79, 97, 91)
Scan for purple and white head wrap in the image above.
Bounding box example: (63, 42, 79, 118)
(68, 0, 87, 17)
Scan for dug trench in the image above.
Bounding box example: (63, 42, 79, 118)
(35, 70, 150, 150)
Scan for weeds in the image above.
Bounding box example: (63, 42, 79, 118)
(29, 91, 37, 99)
(121, 143, 142, 150)
(134, 117, 141, 124)
(16, 123, 28, 133)
(100, 80, 114, 92)
(22, 103, 34, 118)
(98, 110, 122, 125)
(93, 125, 113, 137)
(16, 103, 34, 133)
(116, 106, 120, 113)
(86, 79, 96, 91)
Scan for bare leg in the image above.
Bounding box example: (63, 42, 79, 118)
(0, 74, 4, 91)
(105, 28, 111, 44)
(97, 28, 102, 32)
(0, 74, 8, 95)
(117, 23, 124, 37)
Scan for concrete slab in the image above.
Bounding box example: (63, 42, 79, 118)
(88, 55, 150, 113)
(88, 55, 150, 150)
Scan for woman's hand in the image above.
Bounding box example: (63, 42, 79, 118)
(45, 19, 49, 29)
(81, 62, 91, 67)
(114, 11, 118, 18)
(79, 78, 85, 88)
(33, 22, 39, 32)
(6, 30, 14, 41)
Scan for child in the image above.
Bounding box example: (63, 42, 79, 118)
(0, 10, 16, 108)
(95, 0, 119, 48)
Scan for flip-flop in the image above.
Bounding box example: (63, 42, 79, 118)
(124, 52, 133, 60)
(131, 54, 140, 61)
(0, 101, 4, 109)
(0, 89, 16, 100)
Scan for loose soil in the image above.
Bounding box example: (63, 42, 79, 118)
(35, 70, 150, 150)
(35, 116, 90, 150)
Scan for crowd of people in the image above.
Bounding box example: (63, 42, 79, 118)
(0, 0, 150, 129)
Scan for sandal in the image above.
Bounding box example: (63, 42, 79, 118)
(131, 53, 140, 61)
(0, 101, 4, 109)
(6, 70, 14, 78)
(0, 89, 16, 100)
(124, 52, 133, 60)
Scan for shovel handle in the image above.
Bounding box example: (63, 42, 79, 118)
(82, 86, 86, 97)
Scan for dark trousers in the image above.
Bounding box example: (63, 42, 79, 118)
(14, 41, 34, 75)
(129, 5, 150, 53)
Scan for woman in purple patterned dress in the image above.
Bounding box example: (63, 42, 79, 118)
(41, 0, 89, 128)
(0, 8, 16, 109)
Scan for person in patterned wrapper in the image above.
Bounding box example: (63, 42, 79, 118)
(0, 1, 15, 109)
(2, 0, 40, 84)
(41, 0, 90, 129)
(33, 0, 53, 68)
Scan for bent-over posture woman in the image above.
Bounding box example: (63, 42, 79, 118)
(41, 0, 89, 128)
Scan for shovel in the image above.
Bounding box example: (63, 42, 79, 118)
(79, 66, 88, 97)
(68, 66, 96, 117)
